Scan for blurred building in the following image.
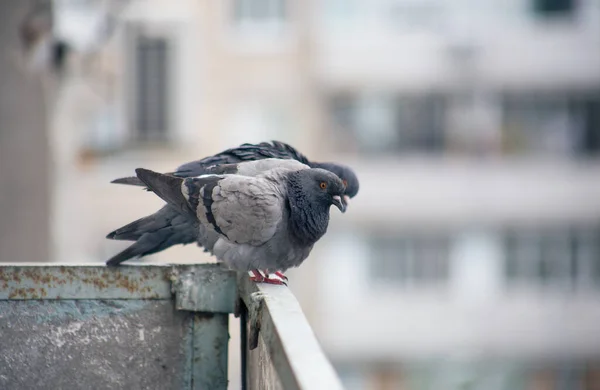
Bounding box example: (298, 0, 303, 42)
(0, 1, 55, 263)
(312, 1, 600, 389)
(49, 0, 600, 389)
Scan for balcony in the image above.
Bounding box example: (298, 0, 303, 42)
(0, 263, 343, 390)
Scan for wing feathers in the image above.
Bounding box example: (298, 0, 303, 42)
(198, 179, 228, 238)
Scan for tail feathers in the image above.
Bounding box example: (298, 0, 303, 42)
(111, 173, 178, 192)
(135, 168, 195, 217)
(106, 168, 201, 266)
(106, 216, 148, 241)
(106, 243, 148, 266)
(106, 206, 180, 242)
(106, 225, 197, 266)
(111, 176, 146, 187)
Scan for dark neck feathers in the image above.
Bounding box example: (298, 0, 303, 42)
(285, 171, 330, 246)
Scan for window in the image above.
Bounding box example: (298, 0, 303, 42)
(533, 0, 575, 16)
(330, 93, 446, 154)
(132, 34, 171, 142)
(233, 0, 286, 29)
(504, 227, 600, 289)
(502, 93, 600, 157)
(369, 234, 450, 286)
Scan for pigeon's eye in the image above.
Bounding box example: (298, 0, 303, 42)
(342, 179, 348, 188)
(319, 182, 327, 190)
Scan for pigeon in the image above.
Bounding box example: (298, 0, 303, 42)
(122, 163, 346, 284)
(106, 159, 309, 266)
(112, 141, 360, 202)
(105, 142, 359, 266)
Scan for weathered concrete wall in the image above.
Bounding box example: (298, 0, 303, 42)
(0, 264, 235, 390)
(0, 300, 194, 389)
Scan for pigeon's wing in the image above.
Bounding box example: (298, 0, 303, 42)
(134, 168, 208, 219)
(185, 175, 285, 246)
(134, 168, 285, 247)
(174, 140, 311, 177)
(267, 140, 311, 165)
(219, 158, 309, 177)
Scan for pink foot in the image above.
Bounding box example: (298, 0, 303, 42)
(260, 276, 287, 286)
(249, 269, 265, 283)
(274, 271, 288, 281)
(248, 269, 286, 285)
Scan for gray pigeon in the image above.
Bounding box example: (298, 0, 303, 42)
(112, 141, 360, 201)
(106, 142, 360, 266)
(106, 159, 309, 266)
(129, 163, 346, 284)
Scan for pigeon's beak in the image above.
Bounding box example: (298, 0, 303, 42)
(332, 195, 346, 213)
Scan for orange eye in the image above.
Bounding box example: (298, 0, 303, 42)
(342, 179, 348, 188)
(320, 182, 327, 189)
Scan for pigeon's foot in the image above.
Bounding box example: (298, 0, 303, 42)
(249, 269, 287, 285)
(274, 271, 288, 281)
(261, 276, 287, 286)
(249, 269, 265, 283)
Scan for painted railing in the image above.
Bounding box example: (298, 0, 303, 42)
(0, 263, 343, 390)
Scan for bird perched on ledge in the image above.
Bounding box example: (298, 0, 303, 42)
(105, 141, 359, 272)
(112, 141, 359, 201)
(124, 162, 346, 284)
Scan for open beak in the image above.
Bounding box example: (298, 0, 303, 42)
(332, 195, 347, 213)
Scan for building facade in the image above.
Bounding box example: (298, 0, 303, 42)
(51, 0, 600, 389)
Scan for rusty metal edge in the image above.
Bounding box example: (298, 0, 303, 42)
(238, 275, 345, 390)
(0, 263, 230, 301)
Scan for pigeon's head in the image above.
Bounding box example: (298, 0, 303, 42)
(312, 163, 359, 211)
(296, 168, 347, 213)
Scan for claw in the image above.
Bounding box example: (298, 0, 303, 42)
(274, 271, 288, 281)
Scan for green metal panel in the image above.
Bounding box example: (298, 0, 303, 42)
(192, 313, 230, 390)
(173, 265, 237, 313)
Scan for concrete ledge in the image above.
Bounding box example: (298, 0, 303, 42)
(238, 274, 344, 390)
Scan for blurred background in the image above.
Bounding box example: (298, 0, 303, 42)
(1, 0, 600, 389)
